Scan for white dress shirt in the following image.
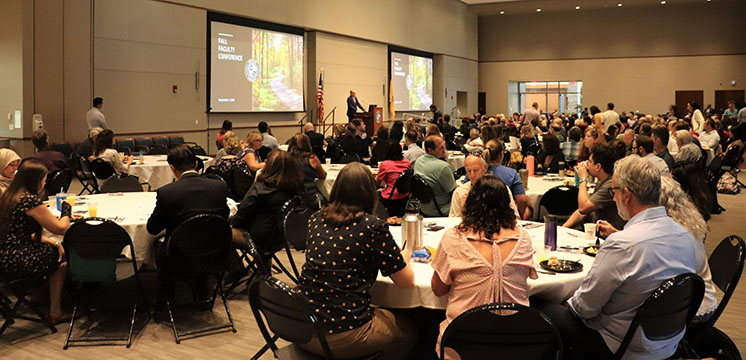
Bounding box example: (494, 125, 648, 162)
(644, 153, 670, 177)
(86, 107, 109, 130)
(698, 130, 720, 150)
(567, 207, 696, 360)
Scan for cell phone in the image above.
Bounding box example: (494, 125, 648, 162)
(427, 225, 444, 231)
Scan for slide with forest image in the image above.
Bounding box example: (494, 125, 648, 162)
(390, 52, 433, 111)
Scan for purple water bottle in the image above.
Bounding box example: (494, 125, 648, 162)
(544, 216, 557, 251)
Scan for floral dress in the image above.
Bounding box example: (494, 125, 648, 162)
(0, 193, 59, 279)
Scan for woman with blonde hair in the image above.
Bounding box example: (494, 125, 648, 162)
(239, 131, 265, 172)
(578, 126, 606, 162)
(519, 124, 539, 156)
(404, 118, 421, 141)
(214, 131, 250, 175)
(426, 124, 441, 139)
(0, 149, 21, 194)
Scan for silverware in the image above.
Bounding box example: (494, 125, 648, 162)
(537, 270, 556, 275)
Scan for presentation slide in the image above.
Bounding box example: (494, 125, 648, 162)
(390, 52, 433, 111)
(210, 21, 304, 112)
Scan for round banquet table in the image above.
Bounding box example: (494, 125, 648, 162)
(316, 163, 377, 200)
(49, 192, 237, 265)
(446, 151, 464, 172)
(127, 155, 214, 190)
(369, 217, 595, 309)
(523, 175, 575, 220)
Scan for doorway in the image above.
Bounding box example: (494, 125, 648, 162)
(675, 90, 703, 117)
(714, 90, 744, 112)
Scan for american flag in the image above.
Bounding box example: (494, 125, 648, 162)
(316, 72, 324, 123)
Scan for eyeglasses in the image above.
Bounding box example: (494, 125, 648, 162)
(607, 186, 632, 197)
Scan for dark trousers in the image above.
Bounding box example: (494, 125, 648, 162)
(532, 298, 614, 360)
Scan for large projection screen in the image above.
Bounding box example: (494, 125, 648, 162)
(390, 48, 433, 112)
(208, 13, 305, 113)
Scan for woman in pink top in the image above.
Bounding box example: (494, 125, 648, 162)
(431, 175, 537, 359)
(376, 141, 411, 216)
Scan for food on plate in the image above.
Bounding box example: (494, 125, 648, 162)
(585, 246, 598, 255)
(546, 256, 560, 267)
(386, 216, 401, 225)
(412, 246, 436, 263)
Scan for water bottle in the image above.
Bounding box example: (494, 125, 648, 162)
(558, 161, 565, 177)
(401, 200, 423, 252)
(544, 215, 558, 251)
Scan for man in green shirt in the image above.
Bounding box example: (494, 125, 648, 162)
(413, 136, 455, 216)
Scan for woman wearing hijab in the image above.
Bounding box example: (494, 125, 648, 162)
(0, 148, 22, 194)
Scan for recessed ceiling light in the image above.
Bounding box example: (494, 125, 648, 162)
(617, 3, 623, 6)
(500, 10, 505, 14)
(661, 0, 666, 3)
(575, 5, 581, 9)
(536, 8, 542, 12)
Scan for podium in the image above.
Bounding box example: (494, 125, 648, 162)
(355, 106, 383, 138)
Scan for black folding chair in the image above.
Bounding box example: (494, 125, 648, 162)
(279, 204, 313, 283)
(90, 158, 116, 180)
(439, 302, 562, 360)
(613, 273, 704, 360)
(62, 218, 147, 349)
(257, 146, 272, 162)
(721, 144, 745, 188)
(538, 185, 579, 223)
(686, 235, 745, 345)
(248, 276, 380, 360)
(147, 144, 168, 155)
(73, 155, 99, 195)
(100, 175, 144, 193)
(410, 174, 444, 216)
(339, 152, 360, 164)
(389, 168, 413, 200)
(44, 168, 74, 198)
(453, 166, 466, 180)
(158, 214, 236, 343)
(0, 274, 57, 337)
(229, 166, 254, 202)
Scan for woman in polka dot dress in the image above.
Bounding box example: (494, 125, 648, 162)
(296, 162, 416, 359)
(0, 160, 72, 323)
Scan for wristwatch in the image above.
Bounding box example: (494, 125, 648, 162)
(578, 177, 588, 184)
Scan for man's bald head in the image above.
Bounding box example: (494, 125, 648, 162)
(303, 122, 315, 132)
(465, 154, 488, 183)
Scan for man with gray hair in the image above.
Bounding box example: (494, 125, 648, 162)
(75, 127, 103, 161)
(537, 155, 697, 359)
(674, 129, 702, 163)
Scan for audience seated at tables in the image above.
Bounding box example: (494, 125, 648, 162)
(449, 154, 519, 218)
(230, 151, 303, 254)
(26, 129, 68, 174)
(216, 119, 232, 150)
(632, 135, 670, 177)
(296, 163, 415, 359)
(597, 176, 717, 325)
(439, 114, 457, 145)
(287, 132, 326, 208)
(389, 120, 404, 144)
(590, 105, 604, 132)
(94, 129, 132, 174)
(535, 134, 565, 174)
(616, 128, 635, 156)
(425, 124, 441, 139)
(0, 148, 21, 194)
(377, 141, 411, 217)
(0, 160, 71, 324)
(651, 125, 675, 171)
(214, 131, 249, 175)
(674, 129, 702, 164)
(239, 131, 266, 173)
(303, 122, 325, 151)
(432, 175, 536, 360)
(468, 140, 529, 217)
(537, 155, 697, 360)
(480, 124, 500, 149)
(147, 144, 229, 239)
(74, 127, 102, 161)
(413, 136, 455, 217)
(560, 126, 582, 162)
(463, 128, 483, 152)
(339, 122, 370, 162)
(404, 118, 422, 142)
(578, 126, 606, 162)
(369, 125, 390, 167)
(562, 144, 626, 230)
(258, 121, 279, 150)
(603, 124, 619, 143)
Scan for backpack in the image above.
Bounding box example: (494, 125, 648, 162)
(717, 172, 741, 194)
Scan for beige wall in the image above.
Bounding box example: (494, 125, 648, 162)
(479, 55, 746, 116)
(0, 0, 25, 140)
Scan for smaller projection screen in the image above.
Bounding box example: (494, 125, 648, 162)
(389, 47, 433, 111)
(208, 13, 305, 113)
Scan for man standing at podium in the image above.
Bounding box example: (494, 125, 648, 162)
(347, 90, 365, 122)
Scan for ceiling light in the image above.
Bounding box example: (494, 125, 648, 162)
(500, 10, 505, 14)
(617, 3, 623, 7)
(575, 5, 581, 9)
(536, 8, 542, 12)
(661, 0, 666, 3)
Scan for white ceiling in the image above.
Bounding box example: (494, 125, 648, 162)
(462, 0, 728, 15)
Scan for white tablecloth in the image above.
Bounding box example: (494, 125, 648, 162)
(370, 217, 595, 309)
(446, 152, 464, 171)
(51, 192, 237, 265)
(316, 163, 377, 200)
(128, 155, 214, 189)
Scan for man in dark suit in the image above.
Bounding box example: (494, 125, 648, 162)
(440, 114, 457, 144)
(346, 90, 365, 122)
(303, 122, 326, 161)
(430, 104, 443, 124)
(147, 144, 229, 238)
